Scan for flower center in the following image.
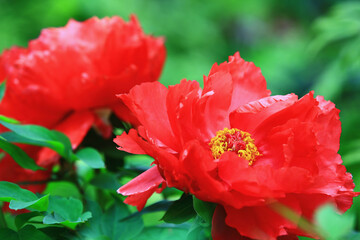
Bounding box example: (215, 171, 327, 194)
(209, 128, 261, 165)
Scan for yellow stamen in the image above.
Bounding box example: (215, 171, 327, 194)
(209, 128, 261, 165)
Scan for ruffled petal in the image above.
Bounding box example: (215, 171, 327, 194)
(208, 52, 271, 113)
(1, 16, 166, 120)
(118, 166, 165, 210)
(230, 94, 298, 133)
(166, 79, 203, 145)
(118, 82, 178, 151)
(114, 129, 147, 155)
(180, 140, 225, 201)
(199, 69, 232, 139)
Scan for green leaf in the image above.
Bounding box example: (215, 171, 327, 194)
(43, 181, 81, 199)
(76, 148, 105, 169)
(315, 204, 355, 240)
(186, 217, 206, 240)
(90, 172, 119, 190)
(43, 211, 92, 229)
(100, 200, 143, 240)
(0, 181, 37, 202)
(0, 115, 19, 124)
(80, 199, 143, 240)
(10, 194, 49, 212)
(15, 212, 42, 230)
(0, 182, 49, 211)
(161, 194, 196, 224)
(0, 228, 19, 240)
(344, 231, 360, 240)
(132, 226, 189, 240)
(0, 120, 72, 160)
(0, 81, 6, 103)
(121, 201, 172, 222)
(18, 225, 51, 240)
(0, 138, 43, 170)
(44, 196, 89, 224)
(193, 197, 216, 226)
(0, 225, 51, 240)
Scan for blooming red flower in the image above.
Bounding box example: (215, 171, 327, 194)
(0, 15, 165, 194)
(115, 53, 357, 239)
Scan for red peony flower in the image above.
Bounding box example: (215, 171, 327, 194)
(0, 15, 166, 194)
(115, 53, 357, 239)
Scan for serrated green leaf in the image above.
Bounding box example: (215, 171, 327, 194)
(43, 211, 92, 229)
(100, 200, 143, 240)
(76, 148, 105, 169)
(45, 196, 84, 223)
(0, 138, 43, 170)
(161, 194, 196, 224)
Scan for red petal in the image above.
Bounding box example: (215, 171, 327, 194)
(212, 205, 247, 240)
(224, 197, 302, 240)
(166, 79, 202, 145)
(112, 101, 141, 127)
(37, 111, 95, 167)
(118, 166, 164, 196)
(199, 69, 232, 138)
(230, 94, 298, 133)
(181, 140, 226, 202)
(118, 82, 178, 151)
(1, 16, 166, 119)
(208, 52, 271, 113)
(313, 95, 341, 152)
(118, 166, 164, 211)
(114, 129, 146, 155)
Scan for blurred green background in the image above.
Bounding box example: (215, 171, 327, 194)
(1, 0, 360, 234)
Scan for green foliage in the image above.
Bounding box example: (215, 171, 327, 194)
(193, 197, 216, 226)
(0, 81, 5, 103)
(161, 194, 196, 224)
(0, 225, 51, 240)
(78, 200, 144, 240)
(43, 196, 91, 228)
(0, 138, 43, 171)
(0, 182, 48, 211)
(76, 147, 105, 169)
(315, 204, 356, 240)
(0, 1, 360, 239)
(0, 120, 72, 160)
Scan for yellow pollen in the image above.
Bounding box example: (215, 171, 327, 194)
(209, 128, 261, 165)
